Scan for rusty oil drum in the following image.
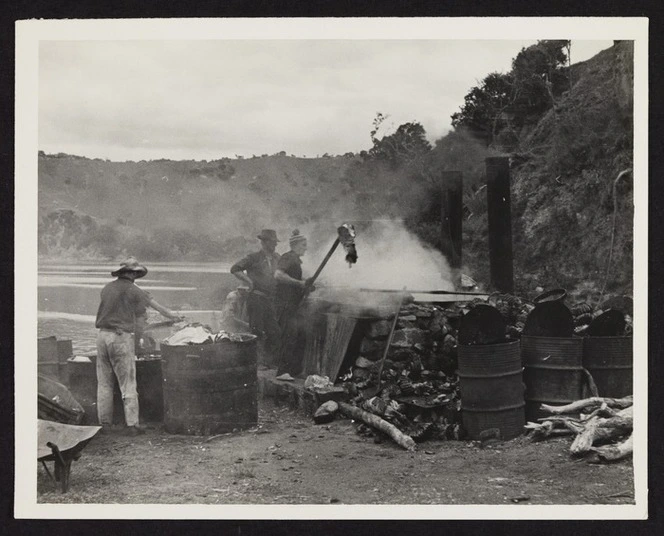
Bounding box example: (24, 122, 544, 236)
(521, 335, 584, 420)
(583, 336, 633, 398)
(161, 339, 257, 435)
(458, 340, 525, 440)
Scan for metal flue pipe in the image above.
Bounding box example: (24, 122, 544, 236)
(440, 171, 463, 289)
(485, 156, 514, 293)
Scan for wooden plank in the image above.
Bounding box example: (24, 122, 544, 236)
(321, 314, 358, 382)
(302, 313, 328, 377)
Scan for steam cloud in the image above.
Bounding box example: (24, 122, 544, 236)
(300, 219, 454, 292)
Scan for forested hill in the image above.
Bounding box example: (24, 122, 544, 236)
(38, 153, 359, 262)
(38, 41, 633, 298)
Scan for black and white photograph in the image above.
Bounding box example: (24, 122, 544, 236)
(14, 17, 648, 519)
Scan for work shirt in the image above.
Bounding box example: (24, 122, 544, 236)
(230, 250, 280, 295)
(95, 277, 152, 333)
(274, 250, 303, 310)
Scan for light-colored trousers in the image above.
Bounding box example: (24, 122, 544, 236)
(96, 330, 139, 426)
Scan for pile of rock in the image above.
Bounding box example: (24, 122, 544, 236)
(340, 300, 464, 442)
(337, 294, 545, 443)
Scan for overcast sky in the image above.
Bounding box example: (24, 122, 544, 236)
(39, 39, 612, 162)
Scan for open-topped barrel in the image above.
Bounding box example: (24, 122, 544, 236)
(457, 305, 525, 440)
(583, 336, 633, 398)
(458, 340, 525, 440)
(161, 337, 258, 435)
(521, 335, 585, 420)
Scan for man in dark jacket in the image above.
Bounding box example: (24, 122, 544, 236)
(95, 257, 182, 435)
(230, 229, 281, 366)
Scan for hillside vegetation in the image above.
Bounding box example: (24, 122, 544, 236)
(38, 41, 633, 298)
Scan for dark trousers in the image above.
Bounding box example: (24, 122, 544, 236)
(247, 292, 280, 367)
(276, 304, 307, 377)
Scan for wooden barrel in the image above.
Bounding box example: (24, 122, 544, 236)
(66, 358, 120, 425)
(458, 340, 525, 440)
(161, 339, 257, 435)
(521, 335, 584, 420)
(66, 357, 164, 425)
(135, 358, 164, 422)
(583, 336, 633, 397)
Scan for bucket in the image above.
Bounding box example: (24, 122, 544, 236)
(66, 356, 164, 425)
(161, 338, 257, 435)
(521, 335, 584, 420)
(458, 340, 525, 440)
(583, 336, 633, 397)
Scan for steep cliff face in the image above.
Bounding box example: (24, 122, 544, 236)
(508, 42, 634, 296)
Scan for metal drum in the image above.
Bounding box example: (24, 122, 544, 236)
(583, 336, 633, 398)
(521, 335, 584, 420)
(161, 339, 257, 435)
(458, 340, 525, 440)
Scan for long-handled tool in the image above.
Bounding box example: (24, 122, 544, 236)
(302, 223, 357, 296)
(364, 288, 407, 398)
(321, 286, 488, 296)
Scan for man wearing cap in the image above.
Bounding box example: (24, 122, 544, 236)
(230, 229, 281, 367)
(274, 229, 315, 378)
(95, 257, 182, 435)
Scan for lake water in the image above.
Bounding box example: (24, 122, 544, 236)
(37, 261, 478, 355)
(38, 261, 238, 355)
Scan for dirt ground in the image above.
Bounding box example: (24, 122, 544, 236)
(37, 399, 634, 505)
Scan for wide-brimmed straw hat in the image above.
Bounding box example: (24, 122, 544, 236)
(111, 257, 148, 278)
(257, 229, 279, 242)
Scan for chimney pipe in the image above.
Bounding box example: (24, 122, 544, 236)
(440, 171, 463, 288)
(485, 157, 514, 293)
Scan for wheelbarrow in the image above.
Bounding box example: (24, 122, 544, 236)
(38, 419, 101, 492)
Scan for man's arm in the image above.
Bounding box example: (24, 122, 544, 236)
(230, 255, 256, 291)
(275, 269, 306, 288)
(148, 298, 183, 321)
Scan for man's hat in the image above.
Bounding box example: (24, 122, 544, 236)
(257, 229, 279, 242)
(111, 257, 148, 278)
(289, 229, 307, 246)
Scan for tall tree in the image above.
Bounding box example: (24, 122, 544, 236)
(367, 114, 432, 168)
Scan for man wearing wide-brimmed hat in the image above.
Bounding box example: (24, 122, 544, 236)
(230, 229, 281, 367)
(95, 257, 182, 435)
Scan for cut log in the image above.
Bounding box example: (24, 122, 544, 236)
(581, 403, 618, 421)
(590, 433, 633, 461)
(339, 402, 417, 451)
(525, 421, 575, 441)
(570, 407, 633, 455)
(540, 396, 633, 415)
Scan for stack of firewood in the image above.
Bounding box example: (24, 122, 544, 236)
(524, 396, 633, 461)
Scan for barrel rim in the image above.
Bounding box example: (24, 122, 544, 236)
(521, 335, 583, 342)
(161, 339, 257, 350)
(458, 368, 524, 379)
(458, 339, 520, 350)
